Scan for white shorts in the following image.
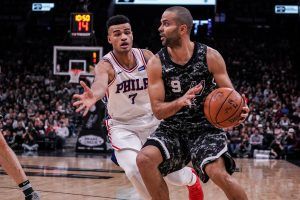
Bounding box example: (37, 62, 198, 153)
(106, 115, 160, 151)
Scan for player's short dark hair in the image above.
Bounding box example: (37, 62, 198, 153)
(106, 15, 130, 31)
(165, 6, 193, 34)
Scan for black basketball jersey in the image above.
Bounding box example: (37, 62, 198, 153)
(157, 42, 217, 128)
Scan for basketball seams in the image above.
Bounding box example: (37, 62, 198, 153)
(207, 89, 218, 125)
(215, 89, 234, 125)
(204, 88, 243, 129)
(218, 91, 243, 124)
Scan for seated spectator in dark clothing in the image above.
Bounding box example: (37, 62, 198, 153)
(3, 118, 13, 132)
(270, 139, 284, 159)
(34, 118, 45, 138)
(44, 124, 57, 150)
(4, 121, 24, 149)
(262, 129, 275, 150)
(13, 121, 26, 147)
(228, 129, 241, 157)
(284, 128, 296, 155)
(22, 128, 39, 151)
(249, 128, 264, 157)
(26, 122, 38, 138)
(2, 128, 18, 148)
(236, 132, 251, 158)
(13, 121, 26, 135)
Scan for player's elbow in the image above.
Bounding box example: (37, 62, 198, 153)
(152, 108, 164, 120)
(151, 102, 166, 120)
(154, 113, 164, 120)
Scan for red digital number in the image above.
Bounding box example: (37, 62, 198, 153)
(78, 21, 89, 32)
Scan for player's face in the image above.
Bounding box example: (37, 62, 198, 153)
(107, 23, 133, 53)
(158, 11, 181, 47)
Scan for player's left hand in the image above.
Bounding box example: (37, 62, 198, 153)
(238, 94, 250, 123)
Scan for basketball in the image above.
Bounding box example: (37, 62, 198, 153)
(204, 88, 244, 128)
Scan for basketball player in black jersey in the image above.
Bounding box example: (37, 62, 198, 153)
(137, 6, 249, 200)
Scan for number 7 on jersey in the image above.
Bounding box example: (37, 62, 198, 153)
(128, 93, 137, 104)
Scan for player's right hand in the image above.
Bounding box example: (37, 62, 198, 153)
(177, 83, 203, 107)
(72, 81, 98, 116)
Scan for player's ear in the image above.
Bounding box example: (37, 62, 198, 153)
(107, 35, 112, 44)
(180, 24, 187, 34)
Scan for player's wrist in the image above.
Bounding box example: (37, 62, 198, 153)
(175, 97, 185, 108)
(92, 91, 103, 101)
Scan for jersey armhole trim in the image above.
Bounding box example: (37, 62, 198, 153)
(102, 58, 116, 87)
(138, 49, 147, 67)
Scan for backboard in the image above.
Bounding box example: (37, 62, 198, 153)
(53, 46, 103, 76)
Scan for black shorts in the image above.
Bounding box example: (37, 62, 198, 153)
(143, 123, 236, 183)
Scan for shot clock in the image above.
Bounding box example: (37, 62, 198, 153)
(70, 13, 93, 37)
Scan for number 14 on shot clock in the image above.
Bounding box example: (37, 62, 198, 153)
(70, 13, 93, 37)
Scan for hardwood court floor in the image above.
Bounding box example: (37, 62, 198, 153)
(0, 154, 299, 200)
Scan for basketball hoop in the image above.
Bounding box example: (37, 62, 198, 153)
(69, 69, 83, 83)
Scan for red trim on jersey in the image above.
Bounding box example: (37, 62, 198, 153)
(112, 144, 121, 150)
(138, 49, 147, 66)
(105, 120, 111, 131)
(104, 120, 121, 150)
(105, 121, 112, 141)
(105, 89, 109, 98)
(110, 51, 139, 73)
(102, 57, 116, 87)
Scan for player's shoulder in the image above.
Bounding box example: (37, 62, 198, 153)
(95, 57, 114, 73)
(206, 46, 222, 59)
(206, 46, 226, 72)
(148, 53, 161, 66)
(206, 46, 222, 61)
(140, 48, 153, 55)
(139, 48, 154, 62)
(97, 58, 113, 67)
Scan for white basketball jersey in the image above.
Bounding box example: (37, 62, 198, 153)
(103, 48, 153, 123)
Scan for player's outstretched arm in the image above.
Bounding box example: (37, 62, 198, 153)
(207, 46, 249, 123)
(147, 55, 202, 120)
(73, 60, 113, 116)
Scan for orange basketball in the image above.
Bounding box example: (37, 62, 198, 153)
(204, 88, 244, 128)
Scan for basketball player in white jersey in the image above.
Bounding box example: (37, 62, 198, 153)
(0, 130, 40, 200)
(73, 15, 203, 200)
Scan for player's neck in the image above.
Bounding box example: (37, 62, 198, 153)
(167, 40, 194, 65)
(113, 50, 136, 69)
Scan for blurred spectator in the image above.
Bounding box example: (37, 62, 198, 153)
(284, 128, 296, 155)
(14, 121, 26, 138)
(279, 115, 290, 129)
(227, 128, 241, 157)
(2, 128, 18, 148)
(22, 128, 39, 151)
(55, 121, 69, 149)
(249, 128, 264, 157)
(236, 130, 251, 158)
(262, 128, 275, 150)
(270, 138, 284, 159)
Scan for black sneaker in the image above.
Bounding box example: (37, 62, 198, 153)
(25, 191, 40, 200)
